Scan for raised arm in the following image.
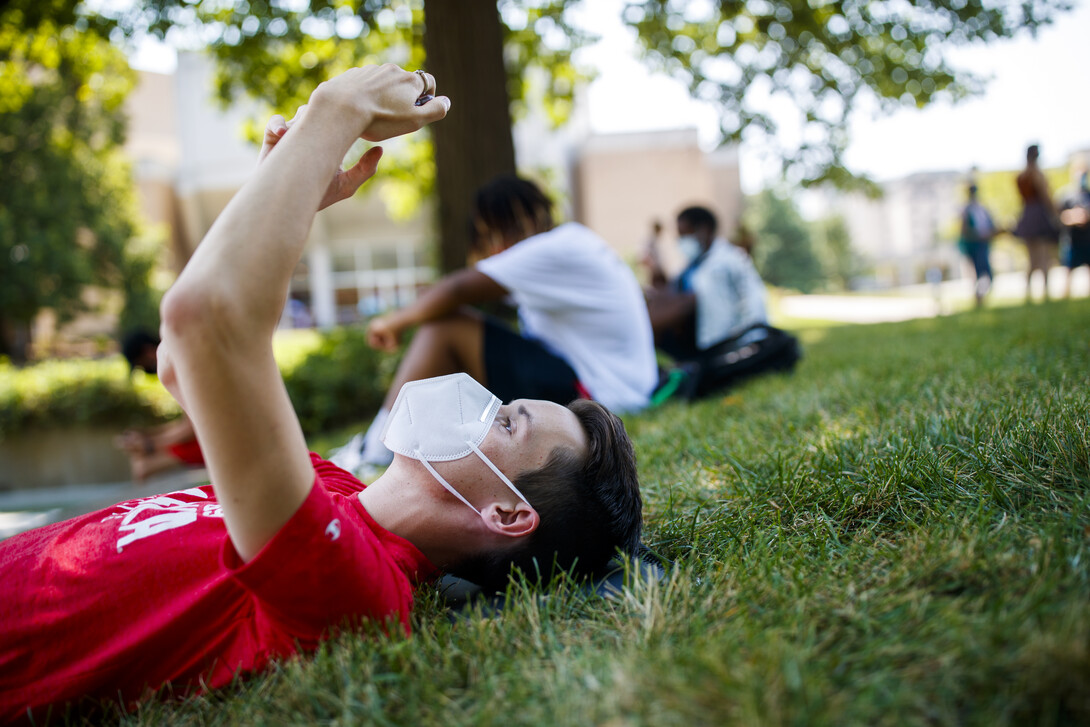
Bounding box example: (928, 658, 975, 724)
(158, 65, 448, 561)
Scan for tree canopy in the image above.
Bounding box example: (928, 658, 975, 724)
(0, 4, 157, 361)
(4, 0, 1073, 273)
(91, 0, 1071, 184)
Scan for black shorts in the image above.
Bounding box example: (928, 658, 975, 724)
(656, 309, 700, 361)
(482, 318, 580, 405)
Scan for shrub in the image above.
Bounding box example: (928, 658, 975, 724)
(0, 357, 180, 439)
(282, 326, 402, 436)
(0, 326, 401, 441)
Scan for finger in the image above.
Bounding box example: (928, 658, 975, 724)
(347, 146, 384, 185)
(369, 323, 396, 351)
(332, 147, 385, 205)
(414, 95, 451, 122)
(259, 114, 289, 162)
(261, 114, 288, 148)
(264, 114, 288, 138)
(288, 104, 309, 126)
(414, 70, 435, 97)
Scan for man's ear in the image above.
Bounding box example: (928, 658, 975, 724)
(480, 502, 539, 539)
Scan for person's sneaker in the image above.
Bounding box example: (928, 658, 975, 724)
(329, 432, 365, 472)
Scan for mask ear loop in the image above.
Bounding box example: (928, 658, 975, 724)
(416, 449, 481, 515)
(467, 441, 531, 506)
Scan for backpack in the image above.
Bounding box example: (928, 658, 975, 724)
(652, 323, 801, 404)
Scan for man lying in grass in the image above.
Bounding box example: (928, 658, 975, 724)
(0, 64, 642, 724)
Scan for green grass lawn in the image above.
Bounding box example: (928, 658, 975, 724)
(117, 300, 1089, 726)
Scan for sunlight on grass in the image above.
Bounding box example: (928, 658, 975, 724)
(102, 300, 1090, 726)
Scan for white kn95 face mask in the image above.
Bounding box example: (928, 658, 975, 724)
(380, 372, 530, 515)
(677, 234, 703, 263)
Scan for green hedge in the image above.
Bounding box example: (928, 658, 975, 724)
(283, 326, 401, 436)
(0, 327, 401, 440)
(0, 357, 180, 439)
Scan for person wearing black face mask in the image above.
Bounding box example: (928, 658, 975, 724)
(643, 205, 768, 362)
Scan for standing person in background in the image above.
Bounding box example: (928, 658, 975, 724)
(643, 206, 768, 362)
(1058, 163, 1090, 298)
(332, 175, 658, 477)
(957, 183, 1000, 308)
(1013, 144, 1061, 301)
(639, 219, 667, 287)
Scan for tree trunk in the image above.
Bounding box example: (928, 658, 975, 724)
(422, 0, 517, 273)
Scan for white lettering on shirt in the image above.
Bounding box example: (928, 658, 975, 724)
(325, 518, 341, 541)
(111, 488, 222, 552)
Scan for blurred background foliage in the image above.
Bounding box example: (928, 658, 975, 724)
(0, 356, 181, 440)
(743, 190, 858, 294)
(0, 11, 160, 362)
(75, 0, 1072, 190)
(0, 327, 399, 440)
(281, 326, 402, 436)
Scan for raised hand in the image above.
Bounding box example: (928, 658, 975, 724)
(259, 111, 385, 211)
(311, 64, 450, 143)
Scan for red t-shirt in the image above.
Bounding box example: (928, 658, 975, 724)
(0, 454, 437, 723)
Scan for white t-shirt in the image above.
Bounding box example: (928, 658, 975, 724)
(476, 222, 657, 412)
(690, 238, 768, 350)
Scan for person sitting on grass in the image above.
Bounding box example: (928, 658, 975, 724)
(642, 205, 769, 362)
(113, 329, 204, 483)
(0, 64, 643, 724)
(333, 174, 657, 477)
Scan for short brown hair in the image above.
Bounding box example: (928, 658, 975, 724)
(448, 399, 643, 591)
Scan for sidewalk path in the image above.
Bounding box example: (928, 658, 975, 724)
(779, 268, 1089, 324)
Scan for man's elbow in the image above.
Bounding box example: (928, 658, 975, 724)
(160, 284, 237, 351)
(161, 285, 201, 339)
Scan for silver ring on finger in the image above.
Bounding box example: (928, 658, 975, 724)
(413, 70, 435, 106)
(414, 69, 433, 95)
